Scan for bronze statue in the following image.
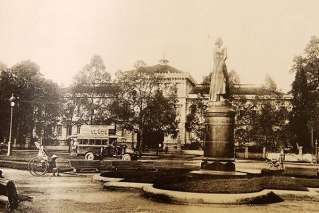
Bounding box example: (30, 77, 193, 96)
(209, 38, 229, 102)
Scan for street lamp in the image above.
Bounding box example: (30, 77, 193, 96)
(7, 94, 16, 156)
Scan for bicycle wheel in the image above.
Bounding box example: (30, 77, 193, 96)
(28, 158, 36, 176)
(29, 157, 49, 176)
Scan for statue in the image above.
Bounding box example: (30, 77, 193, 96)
(203, 38, 235, 172)
(209, 38, 229, 102)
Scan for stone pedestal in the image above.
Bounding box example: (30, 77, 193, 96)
(201, 101, 235, 171)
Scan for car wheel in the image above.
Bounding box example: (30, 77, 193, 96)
(121, 154, 131, 161)
(85, 152, 95, 160)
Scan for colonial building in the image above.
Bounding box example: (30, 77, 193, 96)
(54, 61, 293, 152)
(145, 59, 197, 150)
(55, 59, 197, 152)
(186, 83, 293, 149)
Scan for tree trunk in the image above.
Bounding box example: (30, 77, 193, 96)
(137, 129, 143, 156)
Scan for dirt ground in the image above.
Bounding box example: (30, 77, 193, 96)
(0, 161, 319, 213)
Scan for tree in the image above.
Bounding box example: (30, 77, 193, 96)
(70, 55, 113, 125)
(185, 70, 240, 145)
(0, 62, 7, 72)
(263, 74, 277, 92)
(185, 96, 207, 145)
(11, 61, 61, 144)
(232, 95, 291, 151)
(289, 36, 319, 153)
(0, 65, 15, 141)
(134, 60, 147, 69)
(232, 97, 256, 147)
(109, 67, 178, 150)
(252, 101, 278, 150)
(228, 70, 240, 90)
(0, 60, 61, 145)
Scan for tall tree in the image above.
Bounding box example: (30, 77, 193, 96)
(109, 67, 178, 150)
(71, 55, 113, 125)
(0, 65, 15, 141)
(0, 60, 61, 145)
(185, 96, 207, 145)
(290, 36, 319, 153)
(11, 61, 61, 144)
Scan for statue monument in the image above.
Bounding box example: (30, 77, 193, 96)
(202, 38, 235, 171)
(209, 38, 229, 102)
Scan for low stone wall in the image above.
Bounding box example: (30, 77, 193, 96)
(45, 145, 69, 151)
(236, 151, 316, 163)
(181, 150, 203, 155)
(236, 152, 263, 160)
(284, 165, 318, 177)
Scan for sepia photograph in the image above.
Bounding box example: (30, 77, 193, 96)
(0, 0, 319, 212)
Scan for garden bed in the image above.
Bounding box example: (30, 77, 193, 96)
(101, 167, 319, 194)
(101, 168, 191, 183)
(154, 175, 317, 193)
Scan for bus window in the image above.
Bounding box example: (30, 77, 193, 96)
(101, 140, 107, 145)
(83, 139, 88, 145)
(109, 138, 117, 144)
(96, 140, 101, 145)
(108, 129, 116, 135)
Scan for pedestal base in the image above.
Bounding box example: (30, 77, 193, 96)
(201, 160, 235, 171)
(203, 101, 235, 172)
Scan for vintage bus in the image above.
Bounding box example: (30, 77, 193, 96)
(71, 125, 137, 160)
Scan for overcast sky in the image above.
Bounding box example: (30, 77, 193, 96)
(1, 0, 319, 91)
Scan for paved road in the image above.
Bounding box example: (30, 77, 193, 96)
(0, 168, 318, 213)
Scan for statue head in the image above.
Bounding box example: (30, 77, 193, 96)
(215, 37, 223, 48)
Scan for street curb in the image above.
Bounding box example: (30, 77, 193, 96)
(104, 182, 152, 191)
(142, 185, 280, 204)
(96, 173, 279, 204)
(86, 174, 319, 204)
(92, 174, 124, 182)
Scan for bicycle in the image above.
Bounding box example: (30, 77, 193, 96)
(265, 158, 280, 168)
(28, 142, 58, 176)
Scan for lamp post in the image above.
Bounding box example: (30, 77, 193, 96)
(315, 139, 318, 164)
(7, 94, 16, 156)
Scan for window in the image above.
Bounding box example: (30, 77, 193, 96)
(109, 138, 117, 144)
(108, 129, 116, 135)
(66, 125, 72, 136)
(77, 125, 81, 134)
(57, 125, 62, 137)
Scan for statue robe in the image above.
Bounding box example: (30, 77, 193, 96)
(209, 47, 228, 101)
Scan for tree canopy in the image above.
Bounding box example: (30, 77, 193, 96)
(0, 60, 61, 144)
(289, 36, 319, 153)
(69, 55, 114, 125)
(109, 67, 178, 149)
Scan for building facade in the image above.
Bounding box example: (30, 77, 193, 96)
(54, 62, 293, 152)
(55, 60, 197, 152)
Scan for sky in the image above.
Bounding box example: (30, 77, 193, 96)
(1, 0, 319, 91)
